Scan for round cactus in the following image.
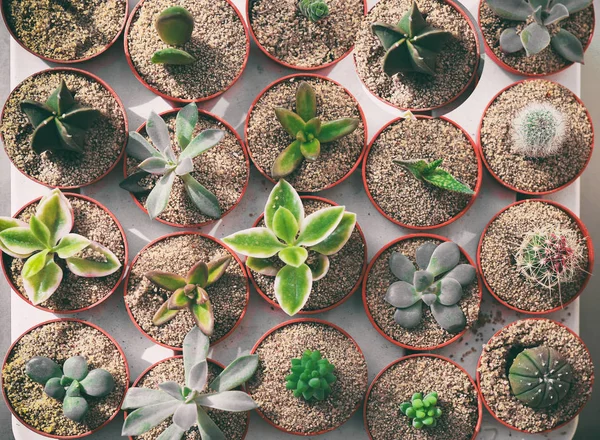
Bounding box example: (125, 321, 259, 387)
(298, 0, 330, 22)
(511, 102, 567, 158)
(285, 349, 336, 401)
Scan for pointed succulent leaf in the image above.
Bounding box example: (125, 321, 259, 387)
(521, 22, 551, 56)
(22, 249, 50, 278)
(278, 246, 308, 268)
(122, 388, 179, 409)
(26, 356, 62, 384)
(55, 118, 84, 153)
(309, 253, 330, 281)
(310, 212, 356, 256)
(195, 391, 257, 411)
(206, 256, 232, 286)
(36, 190, 73, 245)
(544, 3, 570, 25)
(23, 258, 63, 305)
(300, 139, 320, 161)
(559, 0, 592, 13)
(176, 103, 199, 150)
(139, 156, 172, 175)
(127, 131, 162, 161)
(389, 252, 416, 283)
(190, 300, 214, 336)
(175, 157, 194, 176)
(394, 159, 428, 179)
(246, 257, 279, 276)
(122, 401, 182, 436)
(21, 100, 54, 127)
(265, 179, 304, 231)
(63, 396, 88, 422)
(438, 278, 463, 305)
(147, 111, 173, 158)
(552, 29, 585, 64)
(486, 0, 532, 20)
(223, 227, 285, 258)
(120, 170, 151, 194)
(430, 302, 466, 333)
(406, 41, 437, 75)
(196, 406, 226, 440)
(304, 118, 321, 137)
(500, 28, 525, 53)
(45, 377, 66, 400)
(416, 243, 436, 270)
(146, 271, 187, 291)
(63, 356, 88, 381)
(188, 360, 208, 392)
(394, 301, 423, 328)
(413, 270, 434, 292)
(79, 368, 115, 397)
(146, 171, 176, 219)
(0, 217, 27, 233)
(398, 1, 427, 37)
(296, 81, 317, 122)
(180, 129, 225, 160)
(210, 355, 259, 392)
(29, 116, 60, 154)
(411, 27, 451, 51)
(371, 23, 405, 51)
(181, 174, 222, 219)
(46, 79, 75, 115)
(66, 241, 121, 277)
(54, 233, 90, 259)
(152, 48, 197, 65)
(272, 140, 304, 179)
(385, 281, 421, 308)
(60, 107, 101, 130)
(318, 118, 359, 143)
(426, 242, 460, 277)
(183, 327, 210, 385)
(153, 302, 181, 325)
(274, 263, 312, 315)
(173, 403, 198, 430)
(168, 288, 192, 310)
(272, 207, 299, 244)
(66, 380, 82, 397)
(186, 261, 208, 286)
(295, 206, 344, 247)
(445, 264, 476, 287)
(157, 423, 186, 440)
(382, 40, 413, 77)
(275, 108, 306, 138)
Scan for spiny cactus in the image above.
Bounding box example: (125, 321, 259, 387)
(122, 327, 259, 439)
(371, 1, 451, 76)
(271, 81, 359, 179)
(224, 180, 356, 316)
(285, 350, 336, 401)
(299, 0, 330, 22)
(487, 0, 592, 63)
(394, 158, 475, 195)
(511, 102, 567, 158)
(152, 6, 196, 65)
(384, 241, 476, 333)
(20, 79, 100, 155)
(26, 356, 115, 422)
(508, 346, 573, 408)
(400, 392, 443, 429)
(119, 103, 224, 220)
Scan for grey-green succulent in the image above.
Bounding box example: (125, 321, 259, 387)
(153, 6, 196, 65)
(511, 102, 567, 157)
(299, 0, 330, 22)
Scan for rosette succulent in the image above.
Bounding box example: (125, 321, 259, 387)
(152, 6, 196, 65)
(0, 189, 121, 305)
(224, 180, 356, 315)
(122, 327, 258, 439)
(299, 0, 330, 22)
(285, 350, 336, 401)
(394, 158, 475, 195)
(511, 102, 567, 157)
(400, 392, 442, 429)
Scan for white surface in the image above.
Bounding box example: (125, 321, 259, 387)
(7, 0, 584, 439)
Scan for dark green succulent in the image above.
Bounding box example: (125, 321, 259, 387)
(285, 350, 336, 401)
(299, 0, 330, 22)
(400, 392, 442, 429)
(394, 158, 475, 195)
(153, 6, 196, 65)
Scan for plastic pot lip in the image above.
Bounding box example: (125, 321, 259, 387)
(476, 317, 595, 434)
(362, 233, 483, 351)
(246, 195, 368, 315)
(0, 67, 129, 190)
(1, 318, 131, 440)
(362, 114, 483, 230)
(363, 353, 483, 440)
(0, 192, 129, 314)
(123, 0, 250, 105)
(476, 198, 595, 315)
(249, 317, 368, 436)
(477, 78, 595, 196)
(123, 231, 250, 352)
(122, 107, 250, 228)
(243, 72, 368, 193)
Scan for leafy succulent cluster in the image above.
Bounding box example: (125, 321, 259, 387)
(152, 6, 196, 65)
(272, 81, 359, 179)
(298, 0, 330, 22)
(120, 103, 224, 220)
(385, 242, 476, 333)
(394, 158, 475, 195)
(511, 102, 567, 158)
(26, 356, 115, 422)
(146, 255, 232, 337)
(371, 1, 451, 76)
(224, 180, 356, 316)
(285, 350, 336, 401)
(400, 392, 442, 429)
(122, 327, 258, 439)
(508, 346, 573, 408)
(0, 190, 121, 305)
(487, 0, 592, 63)
(20, 79, 100, 155)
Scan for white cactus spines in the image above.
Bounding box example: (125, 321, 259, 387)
(511, 102, 567, 158)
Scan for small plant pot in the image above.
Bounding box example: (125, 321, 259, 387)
(124, 231, 250, 351)
(124, 0, 250, 104)
(478, 0, 595, 77)
(123, 108, 250, 228)
(248, 318, 368, 436)
(245, 73, 367, 192)
(477, 318, 594, 434)
(362, 115, 482, 230)
(247, 0, 366, 70)
(1, 193, 129, 314)
(363, 233, 482, 351)
(0, 68, 128, 189)
(1, 0, 128, 63)
(364, 354, 482, 440)
(2, 318, 130, 439)
(477, 199, 594, 315)
(247, 195, 367, 314)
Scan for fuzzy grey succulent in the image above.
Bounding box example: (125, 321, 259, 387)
(511, 102, 567, 157)
(299, 0, 330, 22)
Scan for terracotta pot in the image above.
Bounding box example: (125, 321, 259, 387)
(362, 115, 483, 230)
(0, 192, 129, 314)
(1, 318, 130, 439)
(477, 199, 594, 315)
(0, 67, 129, 190)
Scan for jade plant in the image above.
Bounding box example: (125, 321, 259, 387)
(271, 81, 359, 179)
(508, 346, 573, 408)
(511, 102, 567, 157)
(152, 6, 196, 65)
(371, 1, 451, 76)
(223, 179, 356, 315)
(0, 189, 121, 305)
(486, 0, 592, 63)
(400, 392, 442, 429)
(26, 356, 115, 422)
(122, 327, 258, 438)
(299, 0, 330, 22)
(20, 79, 100, 155)
(384, 241, 476, 333)
(394, 159, 475, 195)
(285, 350, 336, 401)
(119, 103, 224, 220)
(146, 255, 232, 336)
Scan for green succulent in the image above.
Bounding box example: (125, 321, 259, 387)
(271, 81, 360, 180)
(285, 350, 336, 401)
(371, 1, 451, 76)
(20, 79, 100, 155)
(299, 0, 330, 22)
(153, 6, 196, 65)
(400, 392, 442, 429)
(26, 356, 115, 422)
(511, 102, 567, 158)
(394, 158, 475, 195)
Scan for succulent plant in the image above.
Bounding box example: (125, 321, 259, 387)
(384, 241, 476, 333)
(508, 346, 573, 408)
(0, 189, 121, 305)
(486, 0, 592, 63)
(119, 103, 224, 220)
(271, 81, 359, 179)
(152, 6, 196, 65)
(26, 356, 115, 422)
(400, 392, 443, 429)
(394, 158, 475, 195)
(20, 79, 100, 155)
(371, 1, 452, 76)
(298, 0, 330, 22)
(224, 180, 356, 316)
(285, 350, 336, 401)
(122, 327, 258, 439)
(511, 102, 567, 158)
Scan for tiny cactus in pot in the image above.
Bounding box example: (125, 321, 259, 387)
(394, 158, 475, 195)
(298, 0, 330, 22)
(152, 6, 196, 65)
(511, 102, 567, 157)
(285, 349, 336, 401)
(400, 392, 442, 429)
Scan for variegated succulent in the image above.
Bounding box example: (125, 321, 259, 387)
(223, 180, 356, 316)
(152, 6, 196, 65)
(394, 158, 475, 195)
(0, 190, 121, 305)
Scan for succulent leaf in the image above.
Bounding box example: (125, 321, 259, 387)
(36, 190, 74, 245)
(194, 391, 258, 411)
(389, 252, 416, 283)
(394, 159, 474, 195)
(121, 401, 182, 436)
(385, 281, 421, 308)
(486, 0, 532, 20)
(45, 377, 67, 400)
(22, 249, 50, 279)
(430, 303, 466, 333)
(79, 368, 115, 397)
(206, 256, 232, 286)
(309, 253, 330, 281)
(413, 270, 434, 292)
(122, 388, 179, 409)
(146, 171, 176, 219)
(156, 423, 186, 440)
(63, 356, 88, 382)
(176, 103, 199, 150)
(298, 0, 330, 22)
(54, 233, 90, 259)
(437, 278, 462, 305)
(197, 406, 226, 440)
(223, 227, 286, 258)
(65, 241, 121, 277)
(190, 300, 214, 336)
(274, 263, 312, 315)
(296, 81, 317, 122)
(246, 257, 280, 276)
(521, 22, 551, 56)
(272, 207, 300, 244)
(209, 355, 259, 392)
(26, 356, 62, 384)
(393, 302, 423, 328)
(557, 0, 592, 13)
(183, 327, 210, 385)
(139, 157, 172, 175)
(127, 132, 162, 162)
(180, 129, 225, 161)
(0, 226, 45, 257)
(371, 23, 405, 51)
(23, 258, 63, 305)
(167, 288, 192, 310)
(152, 48, 196, 65)
(552, 29, 585, 63)
(317, 119, 360, 143)
(173, 403, 198, 430)
(310, 212, 356, 256)
(188, 360, 208, 392)
(153, 302, 181, 326)
(180, 174, 222, 219)
(272, 140, 304, 179)
(147, 111, 172, 158)
(186, 262, 208, 287)
(275, 108, 306, 138)
(445, 264, 476, 287)
(295, 206, 344, 247)
(175, 157, 194, 176)
(146, 271, 187, 292)
(544, 3, 570, 25)
(63, 396, 88, 422)
(400, 391, 442, 429)
(265, 180, 304, 232)
(20, 100, 54, 127)
(155, 6, 195, 45)
(279, 246, 308, 268)
(426, 242, 460, 277)
(500, 28, 525, 53)
(300, 139, 320, 161)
